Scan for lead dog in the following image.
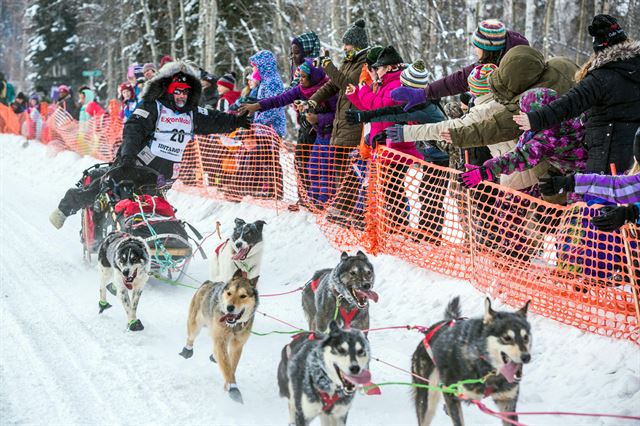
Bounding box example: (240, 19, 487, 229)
(179, 269, 259, 403)
(411, 297, 532, 426)
(301, 251, 377, 333)
(97, 231, 151, 331)
(277, 321, 372, 426)
(209, 218, 266, 283)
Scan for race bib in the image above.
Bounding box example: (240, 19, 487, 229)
(148, 102, 194, 162)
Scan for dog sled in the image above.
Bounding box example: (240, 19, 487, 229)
(78, 163, 202, 283)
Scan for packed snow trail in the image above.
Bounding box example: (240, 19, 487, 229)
(1, 136, 638, 425)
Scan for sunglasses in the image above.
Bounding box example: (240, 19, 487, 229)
(173, 88, 190, 95)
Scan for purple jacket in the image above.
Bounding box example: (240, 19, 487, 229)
(425, 30, 529, 100)
(575, 173, 640, 204)
(258, 83, 337, 138)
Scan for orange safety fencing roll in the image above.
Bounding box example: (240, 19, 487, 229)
(34, 110, 640, 343)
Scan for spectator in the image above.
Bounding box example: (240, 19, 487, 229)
(216, 73, 241, 113)
(119, 83, 137, 121)
(290, 31, 321, 86)
(10, 92, 27, 114)
(143, 63, 157, 80)
(0, 72, 15, 105)
(199, 70, 219, 110)
(514, 15, 640, 174)
(56, 85, 77, 118)
(77, 86, 105, 122)
(249, 50, 286, 136)
(27, 94, 43, 140)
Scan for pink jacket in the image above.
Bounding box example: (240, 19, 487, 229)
(346, 70, 422, 160)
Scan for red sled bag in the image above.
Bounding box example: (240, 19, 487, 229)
(114, 194, 175, 218)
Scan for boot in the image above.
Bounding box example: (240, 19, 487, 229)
(49, 208, 68, 229)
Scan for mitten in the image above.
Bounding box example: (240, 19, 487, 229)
(390, 86, 427, 112)
(385, 125, 404, 143)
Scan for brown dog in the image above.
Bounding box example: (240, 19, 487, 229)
(179, 269, 259, 403)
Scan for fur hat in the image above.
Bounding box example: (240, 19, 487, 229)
(217, 73, 237, 90)
(467, 63, 497, 97)
(342, 19, 368, 50)
(400, 59, 429, 88)
(444, 101, 464, 119)
(589, 14, 627, 52)
(141, 61, 202, 110)
(472, 19, 507, 51)
(372, 46, 403, 68)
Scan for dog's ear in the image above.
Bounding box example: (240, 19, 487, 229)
(234, 218, 246, 228)
(232, 269, 244, 280)
(517, 300, 531, 318)
(340, 251, 349, 261)
(483, 298, 496, 324)
(249, 276, 259, 288)
(254, 220, 266, 232)
(356, 250, 367, 259)
(329, 320, 341, 336)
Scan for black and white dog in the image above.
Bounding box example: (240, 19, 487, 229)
(277, 321, 372, 426)
(301, 251, 377, 333)
(411, 297, 532, 426)
(209, 218, 265, 283)
(97, 231, 150, 331)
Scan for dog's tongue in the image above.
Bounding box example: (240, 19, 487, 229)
(343, 369, 372, 385)
(219, 313, 236, 323)
(232, 246, 251, 261)
(355, 288, 379, 303)
(500, 361, 521, 384)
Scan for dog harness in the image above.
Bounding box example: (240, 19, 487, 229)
(310, 278, 358, 328)
(213, 239, 249, 277)
(318, 391, 341, 412)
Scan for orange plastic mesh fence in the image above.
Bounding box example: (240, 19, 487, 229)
(42, 110, 639, 343)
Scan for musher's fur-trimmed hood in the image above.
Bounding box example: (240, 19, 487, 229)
(140, 61, 202, 110)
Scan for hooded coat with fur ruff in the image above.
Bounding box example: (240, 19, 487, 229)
(527, 40, 640, 174)
(120, 61, 247, 180)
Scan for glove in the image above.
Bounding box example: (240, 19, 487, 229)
(237, 112, 251, 129)
(385, 125, 404, 143)
(458, 165, 493, 188)
(371, 132, 387, 150)
(390, 87, 427, 112)
(345, 109, 371, 124)
(539, 175, 575, 196)
(591, 204, 640, 232)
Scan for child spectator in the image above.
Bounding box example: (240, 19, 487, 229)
(216, 73, 241, 113)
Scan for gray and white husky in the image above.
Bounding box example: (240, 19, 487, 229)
(277, 321, 372, 426)
(411, 296, 532, 426)
(301, 251, 378, 333)
(209, 218, 265, 283)
(97, 231, 151, 331)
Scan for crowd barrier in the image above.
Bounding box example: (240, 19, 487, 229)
(17, 106, 639, 343)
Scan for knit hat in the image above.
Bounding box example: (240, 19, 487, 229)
(159, 55, 174, 68)
(142, 63, 156, 73)
(372, 46, 403, 68)
(342, 19, 368, 50)
(400, 59, 429, 88)
(58, 84, 70, 95)
(119, 82, 134, 95)
(467, 63, 497, 97)
(217, 73, 236, 90)
(200, 71, 216, 84)
(588, 14, 627, 52)
(292, 31, 321, 58)
(472, 19, 507, 51)
(519, 87, 558, 113)
(366, 46, 384, 67)
(298, 58, 326, 86)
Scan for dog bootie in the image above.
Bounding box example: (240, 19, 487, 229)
(179, 347, 193, 359)
(49, 208, 67, 229)
(228, 384, 243, 404)
(98, 300, 112, 314)
(209, 354, 217, 363)
(106, 283, 117, 296)
(128, 319, 144, 331)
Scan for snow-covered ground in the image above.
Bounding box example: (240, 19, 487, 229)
(1, 135, 638, 425)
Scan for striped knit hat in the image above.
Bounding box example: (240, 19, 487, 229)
(400, 59, 429, 88)
(217, 73, 236, 90)
(472, 19, 507, 51)
(467, 63, 497, 97)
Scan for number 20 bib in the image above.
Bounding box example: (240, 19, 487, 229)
(148, 101, 194, 162)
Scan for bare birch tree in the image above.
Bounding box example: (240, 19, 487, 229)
(140, 0, 158, 63)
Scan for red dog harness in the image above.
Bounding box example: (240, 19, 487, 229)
(310, 278, 358, 328)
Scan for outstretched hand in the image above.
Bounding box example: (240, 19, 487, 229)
(439, 129, 453, 144)
(513, 112, 531, 131)
(591, 204, 639, 232)
(238, 103, 260, 116)
(458, 164, 493, 188)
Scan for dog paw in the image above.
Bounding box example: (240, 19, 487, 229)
(98, 300, 112, 314)
(128, 319, 144, 331)
(228, 386, 243, 404)
(106, 283, 117, 296)
(179, 347, 193, 359)
(209, 354, 217, 363)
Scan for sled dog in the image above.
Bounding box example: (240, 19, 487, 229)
(179, 269, 259, 403)
(411, 296, 532, 426)
(277, 321, 372, 426)
(301, 251, 377, 333)
(97, 231, 151, 331)
(209, 218, 265, 283)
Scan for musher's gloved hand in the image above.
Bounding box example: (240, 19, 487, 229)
(591, 204, 640, 232)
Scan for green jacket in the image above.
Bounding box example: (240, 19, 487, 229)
(450, 46, 579, 149)
(310, 49, 368, 147)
